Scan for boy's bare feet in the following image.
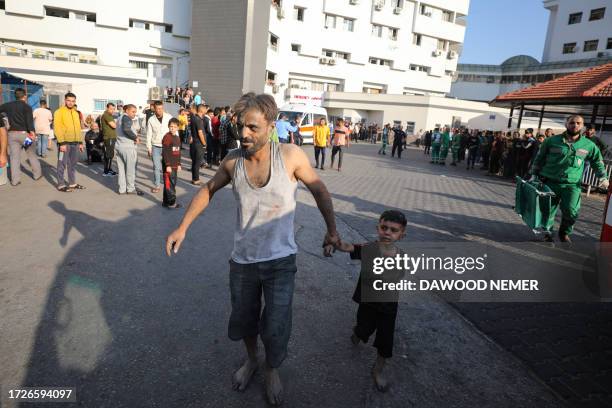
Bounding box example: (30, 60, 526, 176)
(372, 356, 389, 392)
(351, 333, 361, 345)
(231, 358, 258, 392)
(264, 365, 283, 405)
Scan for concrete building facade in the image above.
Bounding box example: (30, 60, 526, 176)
(191, 0, 469, 108)
(0, 0, 191, 113)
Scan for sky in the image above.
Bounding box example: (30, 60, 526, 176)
(459, 0, 549, 64)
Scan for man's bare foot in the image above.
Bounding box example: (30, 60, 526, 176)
(232, 359, 258, 392)
(372, 367, 389, 392)
(264, 366, 283, 405)
(351, 333, 361, 345)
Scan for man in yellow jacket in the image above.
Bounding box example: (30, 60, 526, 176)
(313, 117, 330, 170)
(54, 92, 85, 192)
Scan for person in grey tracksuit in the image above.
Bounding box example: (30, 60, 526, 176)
(115, 104, 143, 195)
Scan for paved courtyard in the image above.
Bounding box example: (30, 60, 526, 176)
(0, 142, 609, 407)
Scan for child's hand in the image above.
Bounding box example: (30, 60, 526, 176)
(323, 244, 335, 257)
(166, 166, 172, 173)
(177, 165, 182, 172)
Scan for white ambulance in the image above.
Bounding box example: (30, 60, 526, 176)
(277, 104, 328, 145)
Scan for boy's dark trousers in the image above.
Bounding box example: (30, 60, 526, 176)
(353, 303, 397, 358)
(163, 167, 177, 206)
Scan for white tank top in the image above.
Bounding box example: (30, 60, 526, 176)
(231, 143, 298, 263)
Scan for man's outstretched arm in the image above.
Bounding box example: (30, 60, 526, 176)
(166, 159, 232, 255)
(290, 145, 339, 248)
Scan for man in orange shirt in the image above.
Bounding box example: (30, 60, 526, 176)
(331, 118, 349, 172)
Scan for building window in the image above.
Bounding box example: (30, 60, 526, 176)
(266, 71, 277, 85)
(568, 12, 582, 24)
(437, 39, 448, 51)
(420, 4, 432, 16)
(0, 1, 5, 10)
(369, 57, 392, 67)
(584, 39, 599, 52)
(441, 10, 453, 22)
(130, 60, 149, 69)
(389, 28, 398, 41)
(45, 7, 69, 18)
(291, 43, 301, 52)
(409, 64, 430, 73)
(405, 121, 415, 134)
(129, 19, 171, 33)
(607, 38, 612, 49)
(94, 99, 123, 111)
(269, 32, 279, 51)
(589, 7, 605, 21)
(562, 42, 577, 54)
(343, 17, 354, 31)
(294, 6, 304, 21)
(130, 20, 148, 29)
(322, 49, 350, 60)
(371, 24, 383, 37)
(74, 12, 96, 22)
(413, 34, 422, 46)
(363, 86, 385, 94)
(325, 14, 354, 31)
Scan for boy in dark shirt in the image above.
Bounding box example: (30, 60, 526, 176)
(162, 118, 182, 209)
(329, 210, 407, 392)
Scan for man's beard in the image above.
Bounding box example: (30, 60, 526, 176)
(567, 128, 581, 136)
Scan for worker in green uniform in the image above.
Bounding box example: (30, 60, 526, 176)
(450, 129, 462, 166)
(530, 115, 609, 243)
(438, 127, 451, 165)
(430, 128, 442, 164)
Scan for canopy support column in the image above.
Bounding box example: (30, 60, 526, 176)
(537, 105, 545, 134)
(517, 104, 525, 130)
(507, 104, 514, 129)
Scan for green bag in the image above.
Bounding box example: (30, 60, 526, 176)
(514, 177, 556, 232)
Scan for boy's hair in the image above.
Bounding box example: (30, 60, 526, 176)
(379, 210, 407, 227)
(168, 118, 180, 127)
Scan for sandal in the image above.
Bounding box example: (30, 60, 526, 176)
(57, 186, 74, 192)
(69, 184, 86, 190)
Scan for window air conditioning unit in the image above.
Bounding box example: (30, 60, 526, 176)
(277, 8, 285, 18)
(319, 57, 329, 64)
(349, 0, 359, 4)
(432, 50, 442, 57)
(149, 86, 161, 100)
(448, 50, 457, 59)
(393, 7, 402, 14)
(374, 2, 384, 11)
(328, 58, 337, 65)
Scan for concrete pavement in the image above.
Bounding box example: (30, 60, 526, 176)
(2, 142, 602, 407)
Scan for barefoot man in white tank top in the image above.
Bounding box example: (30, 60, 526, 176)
(166, 93, 340, 405)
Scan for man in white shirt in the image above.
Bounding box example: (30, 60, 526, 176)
(146, 101, 172, 193)
(33, 100, 53, 158)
